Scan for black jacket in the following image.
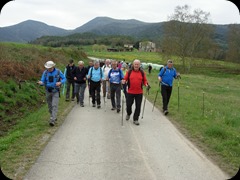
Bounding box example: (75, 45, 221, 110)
(66, 64, 76, 80)
(72, 67, 88, 84)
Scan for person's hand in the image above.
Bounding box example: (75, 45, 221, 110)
(74, 77, 77, 80)
(146, 84, 151, 91)
(122, 80, 126, 84)
(177, 73, 181, 79)
(56, 82, 61, 87)
(37, 81, 44, 85)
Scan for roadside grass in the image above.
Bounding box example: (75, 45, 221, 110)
(85, 49, 240, 176)
(0, 96, 75, 179)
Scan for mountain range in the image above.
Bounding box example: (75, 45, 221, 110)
(0, 16, 230, 44)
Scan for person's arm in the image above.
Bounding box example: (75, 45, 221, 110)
(121, 71, 129, 84)
(38, 71, 45, 86)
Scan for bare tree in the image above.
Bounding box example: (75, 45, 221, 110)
(162, 5, 213, 72)
(226, 24, 240, 63)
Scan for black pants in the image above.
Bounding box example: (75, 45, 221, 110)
(66, 79, 75, 99)
(126, 93, 143, 121)
(110, 83, 121, 109)
(161, 85, 172, 111)
(90, 80, 101, 105)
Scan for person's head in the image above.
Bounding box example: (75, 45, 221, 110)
(111, 60, 118, 69)
(132, 59, 141, 71)
(44, 60, 55, 72)
(89, 61, 93, 66)
(69, 59, 74, 66)
(78, 61, 84, 68)
(105, 59, 111, 66)
(93, 61, 100, 69)
(121, 63, 126, 70)
(167, 59, 173, 69)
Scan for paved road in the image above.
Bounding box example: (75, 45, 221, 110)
(24, 92, 229, 180)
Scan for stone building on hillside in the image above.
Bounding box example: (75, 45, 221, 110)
(139, 41, 156, 52)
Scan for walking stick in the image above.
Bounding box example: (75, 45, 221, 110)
(177, 75, 181, 111)
(121, 84, 124, 126)
(152, 83, 160, 112)
(62, 68, 67, 95)
(141, 85, 150, 119)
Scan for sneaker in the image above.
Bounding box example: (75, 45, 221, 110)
(126, 114, 130, 121)
(133, 121, 140, 125)
(111, 107, 116, 110)
(80, 104, 84, 107)
(71, 99, 75, 101)
(92, 104, 96, 107)
(49, 121, 55, 126)
(97, 105, 101, 109)
(117, 109, 120, 113)
(65, 99, 70, 101)
(164, 110, 169, 115)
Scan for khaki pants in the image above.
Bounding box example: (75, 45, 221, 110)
(102, 80, 110, 98)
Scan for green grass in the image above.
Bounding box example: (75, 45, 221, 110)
(0, 96, 75, 179)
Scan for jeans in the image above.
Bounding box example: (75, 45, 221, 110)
(75, 83, 86, 105)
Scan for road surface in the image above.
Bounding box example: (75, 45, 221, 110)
(24, 93, 229, 180)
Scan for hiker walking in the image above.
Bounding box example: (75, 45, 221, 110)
(65, 59, 76, 101)
(38, 60, 66, 126)
(86, 60, 94, 97)
(87, 61, 104, 108)
(102, 59, 111, 99)
(72, 61, 88, 107)
(158, 59, 180, 115)
(122, 59, 149, 125)
(107, 60, 124, 113)
(148, 64, 152, 74)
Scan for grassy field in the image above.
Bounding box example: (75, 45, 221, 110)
(85, 48, 240, 176)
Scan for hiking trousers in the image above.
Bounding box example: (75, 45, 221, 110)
(110, 83, 121, 109)
(126, 93, 143, 121)
(66, 79, 75, 100)
(90, 80, 101, 105)
(161, 85, 172, 111)
(75, 83, 86, 105)
(46, 91, 59, 121)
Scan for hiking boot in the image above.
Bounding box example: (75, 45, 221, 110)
(71, 98, 75, 101)
(97, 105, 101, 109)
(80, 104, 84, 107)
(49, 121, 55, 126)
(92, 104, 96, 107)
(117, 109, 120, 113)
(164, 110, 169, 115)
(133, 121, 140, 125)
(126, 114, 130, 121)
(65, 99, 70, 101)
(111, 107, 116, 110)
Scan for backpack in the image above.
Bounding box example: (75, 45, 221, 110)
(127, 68, 145, 89)
(159, 66, 167, 77)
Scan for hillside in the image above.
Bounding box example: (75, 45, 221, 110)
(0, 17, 232, 45)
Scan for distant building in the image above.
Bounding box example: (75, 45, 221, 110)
(123, 44, 134, 51)
(139, 41, 156, 52)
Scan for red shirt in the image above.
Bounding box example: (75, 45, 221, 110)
(124, 70, 148, 94)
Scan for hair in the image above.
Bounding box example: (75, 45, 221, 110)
(69, 59, 74, 64)
(78, 61, 84, 65)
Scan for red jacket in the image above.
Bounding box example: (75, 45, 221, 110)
(124, 70, 148, 94)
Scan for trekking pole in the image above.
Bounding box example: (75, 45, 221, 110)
(178, 78, 180, 111)
(103, 95, 106, 112)
(62, 68, 67, 95)
(120, 84, 125, 126)
(152, 83, 160, 112)
(141, 85, 150, 119)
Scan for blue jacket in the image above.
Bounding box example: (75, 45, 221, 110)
(88, 67, 104, 82)
(41, 68, 66, 90)
(158, 66, 177, 87)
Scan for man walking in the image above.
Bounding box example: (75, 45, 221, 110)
(102, 59, 111, 99)
(122, 59, 149, 125)
(72, 61, 88, 107)
(87, 61, 104, 108)
(158, 59, 180, 115)
(65, 59, 75, 101)
(38, 60, 66, 126)
(107, 60, 124, 113)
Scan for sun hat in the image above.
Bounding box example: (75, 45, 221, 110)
(167, 59, 173, 64)
(44, 61, 56, 68)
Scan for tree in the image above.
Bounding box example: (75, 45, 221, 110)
(162, 5, 213, 72)
(226, 24, 240, 63)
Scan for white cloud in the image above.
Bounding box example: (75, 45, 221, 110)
(0, 0, 239, 29)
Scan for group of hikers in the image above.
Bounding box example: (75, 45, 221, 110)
(38, 58, 180, 126)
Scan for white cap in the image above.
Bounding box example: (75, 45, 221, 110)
(44, 61, 56, 68)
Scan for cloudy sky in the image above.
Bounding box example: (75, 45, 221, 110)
(0, 0, 239, 30)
